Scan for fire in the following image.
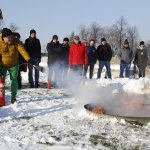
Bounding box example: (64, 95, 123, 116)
(91, 107, 105, 114)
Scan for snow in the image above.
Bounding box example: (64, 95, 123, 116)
(0, 63, 150, 150)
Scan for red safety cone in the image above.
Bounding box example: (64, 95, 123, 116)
(0, 76, 5, 107)
(47, 80, 52, 89)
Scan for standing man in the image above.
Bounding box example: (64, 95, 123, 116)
(0, 28, 30, 104)
(61, 38, 70, 83)
(97, 38, 112, 79)
(69, 36, 88, 77)
(84, 39, 97, 79)
(47, 35, 62, 87)
(25, 29, 41, 88)
(134, 41, 148, 78)
(118, 39, 133, 78)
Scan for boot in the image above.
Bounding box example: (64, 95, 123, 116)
(11, 98, 16, 104)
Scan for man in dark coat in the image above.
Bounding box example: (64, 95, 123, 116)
(97, 38, 112, 79)
(84, 39, 97, 79)
(134, 41, 148, 78)
(46, 35, 62, 86)
(25, 29, 41, 88)
(61, 38, 70, 66)
(61, 38, 70, 83)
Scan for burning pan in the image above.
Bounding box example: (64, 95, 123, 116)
(84, 103, 150, 124)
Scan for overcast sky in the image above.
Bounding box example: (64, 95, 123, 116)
(1, 0, 150, 49)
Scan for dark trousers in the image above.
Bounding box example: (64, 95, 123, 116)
(97, 61, 111, 79)
(84, 64, 95, 79)
(28, 58, 39, 86)
(70, 65, 83, 76)
(119, 63, 131, 78)
(138, 66, 146, 78)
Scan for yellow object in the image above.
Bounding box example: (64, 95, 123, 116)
(0, 33, 30, 67)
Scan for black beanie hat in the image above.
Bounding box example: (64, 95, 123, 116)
(63, 37, 69, 42)
(52, 35, 58, 40)
(2, 28, 12, 38)
(101, 37, 106, 42)
(140, 41, 145, 46)
(124, 39, 129, 45)
(30, 29, 36, 35)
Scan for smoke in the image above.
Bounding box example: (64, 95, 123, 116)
(47, 62, 150, 117)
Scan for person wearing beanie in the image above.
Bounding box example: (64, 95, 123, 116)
(69, 35, 88, 77)
(25, 29, 41, 88)
(84, 39, 97, 79)
(97, 37, 112, 79)
(52, 35, 58, 40)
(58, 37, 70, 85)
(133, 41, 148, 78)
(0, 28, 30, 104)
(46, 35, 63, 87)
(118, 39, 134, 78)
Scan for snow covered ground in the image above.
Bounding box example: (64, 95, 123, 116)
(0, 63, 150, 150)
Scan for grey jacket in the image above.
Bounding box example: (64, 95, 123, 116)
(133, 47, 148, 67)
(118, 48, 134, 64)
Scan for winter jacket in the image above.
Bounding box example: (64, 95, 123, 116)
(25, 37, 41, 61)
(69, 42, 88, 65)
(47, 41, 63, 65)
(133, 47, 148, 67)
(118, 48, 133, 64)
(96, 44, 112, 61)
(0, 34, 30, 68)
(86, 45, 97, 64)
(61, 43, 70, 65)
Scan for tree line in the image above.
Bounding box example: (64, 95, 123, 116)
(69, 16, 141, 52)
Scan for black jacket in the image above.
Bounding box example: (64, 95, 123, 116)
(61, 43, 70, 65)
(97, 44, 112, 61)
(86, 45, 97, 64)
(134, 47, 148, 67)
(25, 37, 41, 60)
(47, 41, 63, 65)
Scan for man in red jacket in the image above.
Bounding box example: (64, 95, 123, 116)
(69, 36, 88, 76)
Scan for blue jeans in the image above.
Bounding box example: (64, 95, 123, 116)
(119, 63, 131, 78)
(28, 58, 40, 86)
(97, 61, 111, 79)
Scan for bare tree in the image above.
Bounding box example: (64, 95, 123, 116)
(78, 25, 89, 41)
(112, 16, 128, 49)
(0, 20, 4, 32)
(69, 31, 75, 44)
(89, 22, 102, 44)
(126, 26, 139, 50)
(9, 23, 19, 32)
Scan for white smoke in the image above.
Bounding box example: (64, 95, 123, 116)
(47, 62, 150, 117)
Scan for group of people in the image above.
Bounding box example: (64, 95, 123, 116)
(46, 35, 149, 83)
(0, 27, 149, 104)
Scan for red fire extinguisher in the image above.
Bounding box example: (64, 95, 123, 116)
(47, 80, 52, 89)
(0, 76, 5, 107)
